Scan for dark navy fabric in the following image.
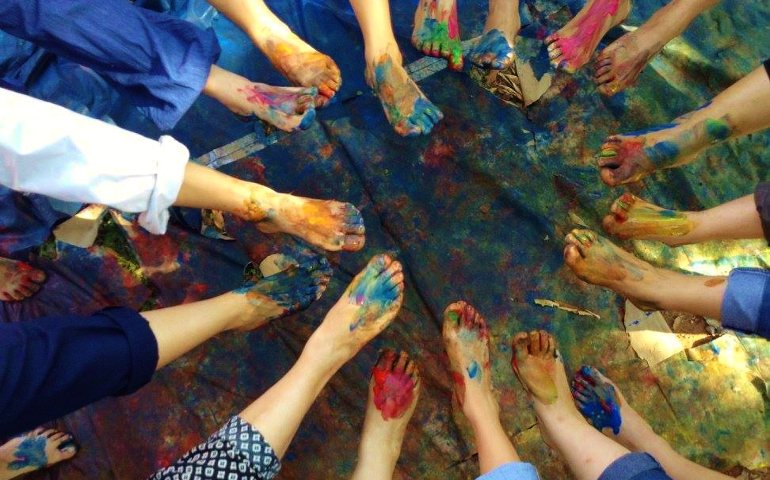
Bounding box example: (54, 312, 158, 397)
(0, 0, 221, 131)
(756, 182, 770, 244)
(598, 453, 674, 480)
(722, 267, 770, 339)
(0, 187, 68, 258)
(0, 307, 158, 437)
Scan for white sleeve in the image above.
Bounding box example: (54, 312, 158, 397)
(0, 88, 189, 234)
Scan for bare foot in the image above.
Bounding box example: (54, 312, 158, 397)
(571, 366, 653, 450)
(597, 115, 733, 186)
(593, 25, 664, 96)
(412, 0, 463, 70)
(204, 65, 317, 132)
(234, 189, 366, 252)
(307, 254, 405, 363)
(563, 228, 667, 310)
(0, 257, 46, 302)
(467, 0, 520, 69)
(511, 331, 558, 405)
(366, 48, 444, 137)
(228, 255, 333, 331)
(442, 301, 500, 421)
(546, 0, 630, 73)
(257, 34, 341, 108)
(351, 349, 420, 480)
(602, 193, 695, 245)
(0, 429, 77, 480)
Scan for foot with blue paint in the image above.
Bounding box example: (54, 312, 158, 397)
(412, 0, 463, 70)
(603, 193, 695, 245)
(564, 228, 664, 311)
(467, 0, 520, 70)
(307, 254, 404, 362)
(0, 428, 77, 480)
(365, 48, 444, 137)
(443, 301, 497, 418)
(204, 65, 317, 133)
(571, 366, 631, 440)
(0, 257, 46, 302)
(545, 0, 630, 73)
(237, 187, 367, 252)
(229, 255, 333, 331)
(351, 349, 420, 480)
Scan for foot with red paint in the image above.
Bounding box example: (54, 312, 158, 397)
(0, 428, 78, 480)
(0, 257, 46, 302)
(228, 255, 333, 331)
(204, 65, 317, 132)
(442, 301, 499, 422)
(602, 193, 696, 245)
(350, 349, 420, 480)
(306, 254, 404, 363)
(546, 0, 630, 73)
(412, 0, 463, 70)
(365, 46, 443, 137)
(467, 0, 520, 70)
(231, 184, 366, 252)
(563, 228, 666, 310)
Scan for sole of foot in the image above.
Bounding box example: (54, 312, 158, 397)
(366, 50, 444, 137)
(511, 330, 558, 404)
(0, 258, 46, 302)
(563, 228, 663, 311)
(230, 255, 333, 331)
(602, 193, 694, 244)
(411, 0, 463, 70)
(307, 254, 405, 364)
(235, 83, 318, 132)
(0, 428, 78, 480)
(546, 0, 630, 73)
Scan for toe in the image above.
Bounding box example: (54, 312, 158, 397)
(395, 350, 409, 372)
(30, 269, 46, 283)
(345, 222, 366, 236)
(370, 254, 391, 273)
(544, 331, 556, 356)
(382, 260, 403, 279)
(511, 332, 531, 368)
(563, 244, 583, 266)
(376, 348, 398, 371)
(599, 167, 621, 186)
(389, 272, 405, 289)
(529, 331, 541, 355)
(444, 301, 467, 327)
(545, 34, 558, 46)
(343, 235, 365, 251)
(602, 214, 619, 234)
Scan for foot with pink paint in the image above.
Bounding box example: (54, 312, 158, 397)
(0, 428, 78, 480)
(442, 301, 499, 421)
(350, 349, 420, 480)
(467, 0, 521, 70)
(411, 0, 463, 70)
(602, 193, 696, 245)
(306, 254, 404, 362)
(204, 65, 317, 132)
(0, 257, 46, 302)
(546, 0, 630, 73)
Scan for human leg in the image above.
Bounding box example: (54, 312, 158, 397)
(467, 0, 520, 70)
(602, 192, 762, 246)
(0, 257, 45, 302)
(205, 0, 341, 107)
(572, 366, 735, 480)
(411, 0, 463, 70)
(594, 0, 723, 95)
(546, 0, 630, 73)
(150, 254, 405, 479)
(350, 349, 420, 480)
(350, 0, 443, 137)
(598, 64, 770, 186)
(563, 229, 726, 317)
(0, 429, 78, 480)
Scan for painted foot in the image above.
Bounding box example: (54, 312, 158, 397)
(260, 35, 341, 107)
(0, 429, 77, 480)
(563, 228, 665, 310)
(412, 0, 463, 70)
(594, 25, 663, 96)
(467, 0, 520, 69)
(0, 257, 46, 302)
(602, 193, 695, 245)
(366, 50, 444, 137)
(597, 116, 732, 186)
(229, 255, 333, 331)
(572, 366, 652, 450)
(206, 66, 317, 132)
(511, 330, 558, 405)
(546, 0, 630, 73)
(307, 255, 405, 362)
(238, 190, 366, 252)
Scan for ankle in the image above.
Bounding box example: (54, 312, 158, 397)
(365, 43, 402, 68)
(463, 390, 500, 424)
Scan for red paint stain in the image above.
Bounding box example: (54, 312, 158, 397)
(423, 140, 455, 168)
(373, 364, 416, 420)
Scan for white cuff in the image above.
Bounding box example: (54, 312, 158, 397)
(138, 135, 189, 234)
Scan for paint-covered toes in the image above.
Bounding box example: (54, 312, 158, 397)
(344, 254, 405, 333)
(0, 428, 78, 476)
(603, 194, 695, 242)
(510, 330, 558, 404)
(468, 29, 515, 70)
(596, 135, 656, 186)
(571, 366, 623, 435)
(411, 0, 463, 70)
(370, 348, 421, 421)
(442, 301, 492, 409)
(0, 257, 46, 302)
(267, 45, 341, 108)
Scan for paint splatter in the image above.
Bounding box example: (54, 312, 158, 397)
(372, 349, 418, 420)
(346, 255, 403, 331)
(572, 366, 622, 434)
(8, 436, 48, 470)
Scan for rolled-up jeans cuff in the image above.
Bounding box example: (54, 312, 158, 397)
(476, 462, 540, 480)
(138, 135, 188, 234)
(598, 453, 669, 480)
(721, 268, 770, 336)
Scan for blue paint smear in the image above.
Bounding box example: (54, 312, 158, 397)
(644, 141, 680, 168)
(468, 29, 513, 69)
(9, 436, 48, 471)
(575, 366, 622, 435)
(349, 257, 400, 331)
(466, 360, 481, 379)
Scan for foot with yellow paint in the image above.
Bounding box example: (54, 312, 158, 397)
(602, 193, 695, 245)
